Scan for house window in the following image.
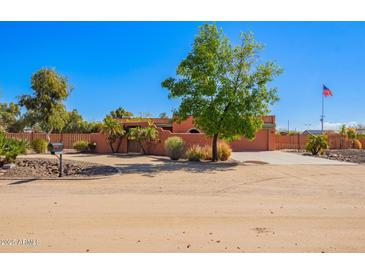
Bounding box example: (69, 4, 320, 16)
(188, 128, 200, 133)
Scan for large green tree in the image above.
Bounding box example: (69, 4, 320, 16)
(162, 24, 282, 161)
(18, 68, 71, 141)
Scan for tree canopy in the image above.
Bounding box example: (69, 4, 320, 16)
(162, 24, 282, 161)
(18, 68, 71, 139)
(109, 107, 133, 119)
(128, 123, 159, 154)
(0, 102, 21, 132)
(100, 116, 125, 153)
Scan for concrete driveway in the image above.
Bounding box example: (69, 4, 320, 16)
(232, 151, 355, 165)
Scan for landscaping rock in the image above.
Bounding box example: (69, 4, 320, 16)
(1, 158, 118, 178)
(2, 163, 16, 169)
(305, 149, 365, 164)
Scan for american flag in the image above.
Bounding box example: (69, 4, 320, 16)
(323, 85, 333, 97)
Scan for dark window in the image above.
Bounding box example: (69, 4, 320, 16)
(188, 128, 200, 133)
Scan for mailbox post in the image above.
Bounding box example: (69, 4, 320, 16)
(48, 143, 64, 177)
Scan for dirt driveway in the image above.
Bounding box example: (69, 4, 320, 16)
(1, 154, 365, 252)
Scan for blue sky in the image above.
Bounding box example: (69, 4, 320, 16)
(0, 22, 364, 130)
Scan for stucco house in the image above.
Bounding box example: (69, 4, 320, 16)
(91, 115, 277, 154)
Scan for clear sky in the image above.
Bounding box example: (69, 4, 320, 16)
(0, 22, 364, 131)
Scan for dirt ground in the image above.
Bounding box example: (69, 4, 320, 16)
(1, 154, 365, 252)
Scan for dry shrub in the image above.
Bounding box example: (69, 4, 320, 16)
(218, 142, 232, 161)
(186, 145, 204, 161)
(201, 145, 212, 160)
(353, 139, 362, 149)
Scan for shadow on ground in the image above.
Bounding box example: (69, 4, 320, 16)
(114, 156, 239, 177)
(8, 178, 37, 185)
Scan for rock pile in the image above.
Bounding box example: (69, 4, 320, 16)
(2, 158, 118, 178)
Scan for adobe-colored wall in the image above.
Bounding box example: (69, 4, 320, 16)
(91, 133, 128, 153)
(275, 133, 365, 150)
(229, 128, 276, 151)
(91, 126, 275, 155)
(172, 116, 198, 133)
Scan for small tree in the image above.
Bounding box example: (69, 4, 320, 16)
(162, 24, 282, 161)
(100, 116, 125, 153)
(128, 124, 159, 154)
(18, 68, 71, 141)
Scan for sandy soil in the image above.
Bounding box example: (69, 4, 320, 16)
(1, 154, 365, 252)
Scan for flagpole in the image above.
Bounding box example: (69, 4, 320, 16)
(321, 89, 324, 133)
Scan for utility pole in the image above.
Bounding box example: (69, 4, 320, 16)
(287, 120, 290, 133)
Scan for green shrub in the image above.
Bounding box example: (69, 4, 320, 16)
(31, 139, 48, 153)
(0, 133, 29, 164)
(306, 135, 329, 155)
(73, 140, 90, 152)
(186, 145, 204, 161)
(218, 142, 232, 161)
(164, 137, 185, 160)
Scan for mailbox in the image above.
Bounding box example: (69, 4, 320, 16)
(48, 142, 64, 155)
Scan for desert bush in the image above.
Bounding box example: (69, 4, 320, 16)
(0, 133, 29, 164)
(201, 145, 212, 160)
(353, 139, 362, 149)
(73, 140, 90, 152)
(306, 135, 329, 155)
(164, 136, 185, 160)
(31, 138, 48, 153)
(218, 142, 232, 161)
(186, 145, 204, 161)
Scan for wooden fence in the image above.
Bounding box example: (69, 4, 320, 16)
(275, 133, 365, 150)
(5, 133, 92, 149)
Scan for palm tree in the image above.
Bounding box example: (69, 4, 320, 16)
(347, 127, 357, 148)
(100, 116, 125, 153)
(128, 124, 159, 154)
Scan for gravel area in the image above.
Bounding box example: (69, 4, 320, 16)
(1, 158, 118, 178)
(300, 149, 365, 164)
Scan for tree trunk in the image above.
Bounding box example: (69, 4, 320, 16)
(46, 128, 52, 154)
(139, 141, 146, 154)
(212, 133, 219, 162)
(116, 137, 122, 153)
(46, 128, 53, 143)
(109, 141, 115, 153)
